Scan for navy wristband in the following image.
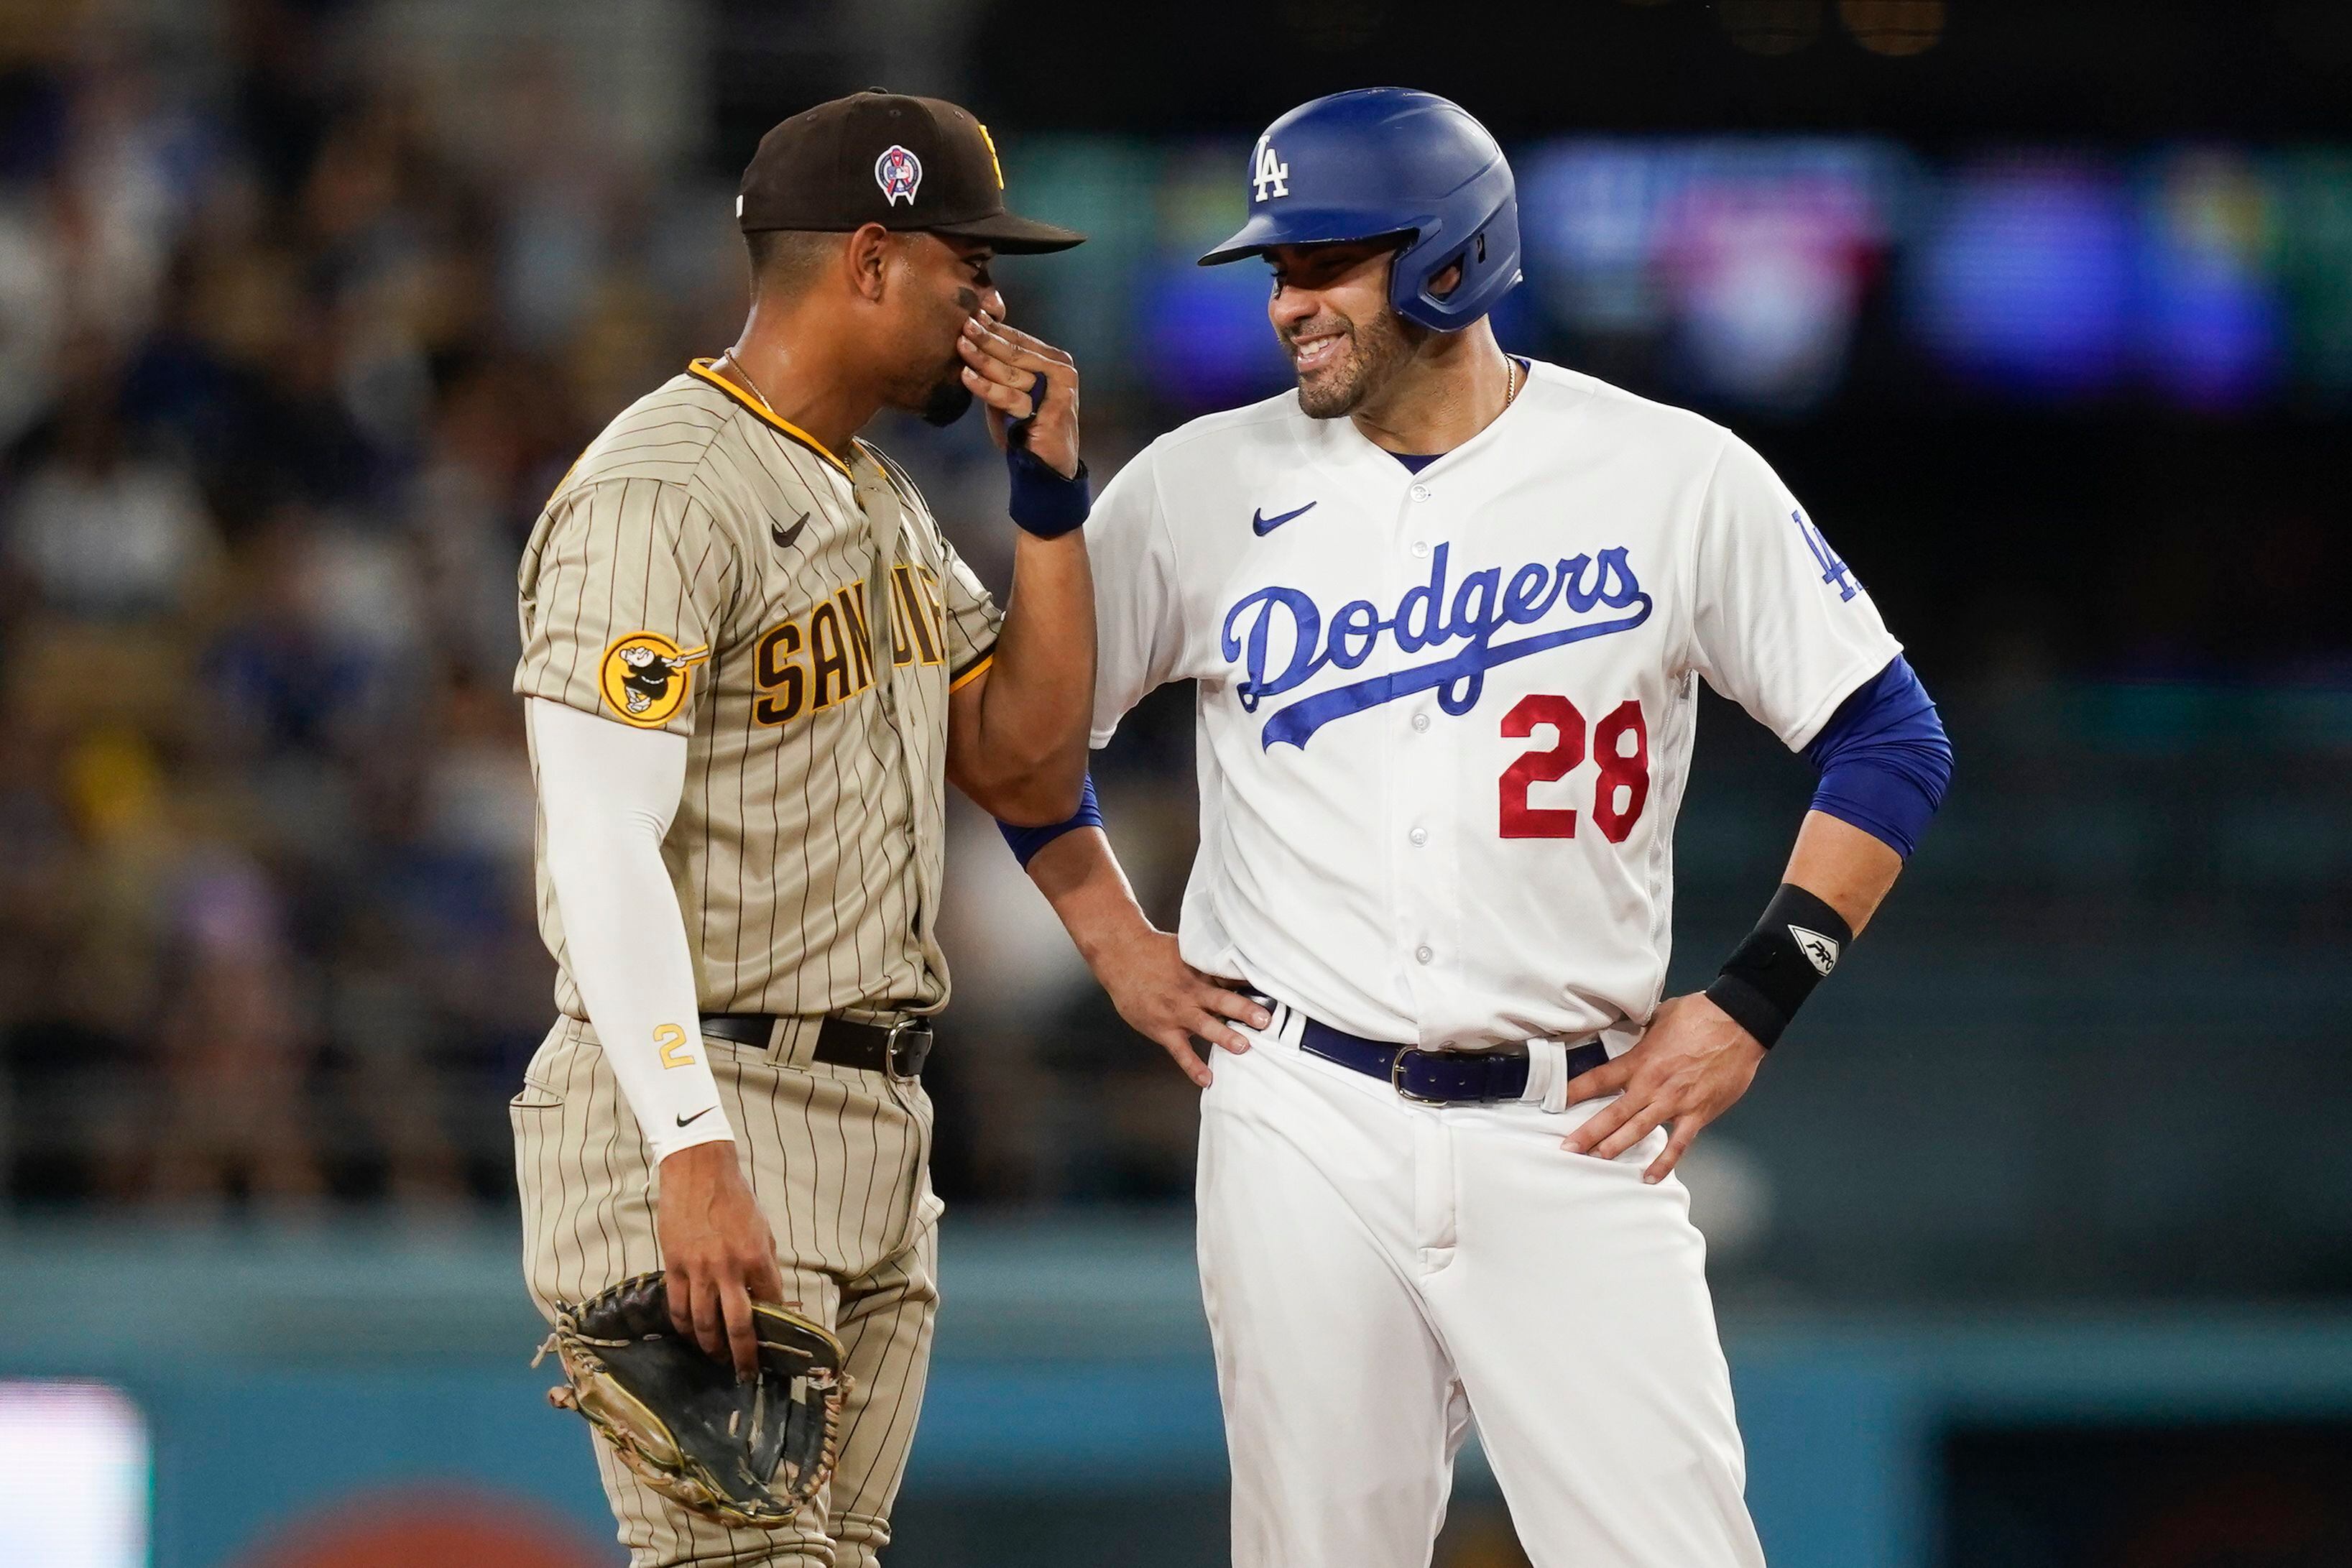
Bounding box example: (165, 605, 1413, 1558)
(1007, 446, 1089, 537)
(1005, 371, 1089, 538)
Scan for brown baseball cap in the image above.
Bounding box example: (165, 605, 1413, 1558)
(737, 89, 1085, 255)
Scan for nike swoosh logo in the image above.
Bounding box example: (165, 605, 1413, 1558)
(675, 1107, 716, 1128)
(771, 512, 809, 550)
(1251, 501, 1317, 537)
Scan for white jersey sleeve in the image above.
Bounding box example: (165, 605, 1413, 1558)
(1687, 434, 1903, 750)
(1084, 441, 1189, 747)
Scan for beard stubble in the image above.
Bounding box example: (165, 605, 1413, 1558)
(1292, 301, 1419, 420)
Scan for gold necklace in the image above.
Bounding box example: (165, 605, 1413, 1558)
(718, 349, 781, 418)
(1503, 354, 1520, 407)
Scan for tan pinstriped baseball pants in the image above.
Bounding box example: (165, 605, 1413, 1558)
(513, 1015, 942, 1567)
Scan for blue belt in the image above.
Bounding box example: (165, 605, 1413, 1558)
(1291, 1013, 1611, 1105)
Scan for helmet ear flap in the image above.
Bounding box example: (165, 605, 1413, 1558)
(1393, 185, 1522, 333)
(1425, 244, 1472, 300)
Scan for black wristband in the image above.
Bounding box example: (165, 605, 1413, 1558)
(1006, 370, 1089, 538)
(1703, 883, 1852, 1050)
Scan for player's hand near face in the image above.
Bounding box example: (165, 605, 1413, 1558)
(944, 306, 1094, 827)
(1557, 992, 1766, 1185)
(957, 310, 1081, 478)
(657, 1141, 788, 1380)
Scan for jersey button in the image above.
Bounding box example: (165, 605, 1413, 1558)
(1411, 713, 1431, 732)
(1408, 827, 1428, 847)
(1410, 484, 1430, 502)
(1414, 945, 1434, 964)
(1410, 540, 1430, 558)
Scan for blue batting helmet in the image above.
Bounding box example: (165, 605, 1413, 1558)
(1198, 88, 1522, 333)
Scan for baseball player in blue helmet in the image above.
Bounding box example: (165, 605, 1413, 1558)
(1199, 86, 1525, 443)
(1200, 86, 1523, 335)
(1000, 86, 1952, 1567)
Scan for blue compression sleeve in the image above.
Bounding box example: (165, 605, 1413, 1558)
(1800, 657, 1952, 859)
(997, 772, 1104, 868)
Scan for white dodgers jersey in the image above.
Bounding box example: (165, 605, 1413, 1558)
(1086, 360, 1903, 1050)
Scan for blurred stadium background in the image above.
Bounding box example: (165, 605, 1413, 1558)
(2, 0, 2350, 1564)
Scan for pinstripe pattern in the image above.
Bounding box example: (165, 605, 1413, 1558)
(512, 364, 987, 1564)
(515, 363, 1003, 1021)
(514, 1020, 941, 1567)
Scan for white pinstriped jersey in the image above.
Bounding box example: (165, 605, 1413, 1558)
(515, 361, 1002, 1020)
(1085, 359, 1901, 1049)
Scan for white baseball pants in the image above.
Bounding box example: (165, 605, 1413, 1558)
(1196, 1010, 1767, 1568)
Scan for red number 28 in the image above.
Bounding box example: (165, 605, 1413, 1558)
(1498, 696, 1649, 843)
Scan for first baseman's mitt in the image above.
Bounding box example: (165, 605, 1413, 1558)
(537, 1272, 849, 1528)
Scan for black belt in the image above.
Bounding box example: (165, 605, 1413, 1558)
(1294, 1013, 1609, 1105)
(699, 1013, 933, 1080)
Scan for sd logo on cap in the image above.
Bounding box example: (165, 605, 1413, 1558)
(737, 90, 1084, 254)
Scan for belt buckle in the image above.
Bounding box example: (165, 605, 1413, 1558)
(1388, 1047, 1447, 1107)
(883, 1019, 931, 1082)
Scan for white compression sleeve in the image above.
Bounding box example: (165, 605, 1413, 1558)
(527, 696, 733, 1161)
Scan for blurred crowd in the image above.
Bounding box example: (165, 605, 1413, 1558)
(5, 7, 2347, 1270)
(0, 2, 1211, 1214)
(0, 6, 752, 1207)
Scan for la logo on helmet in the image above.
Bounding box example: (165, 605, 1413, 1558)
(1252, 138, 1290, 202)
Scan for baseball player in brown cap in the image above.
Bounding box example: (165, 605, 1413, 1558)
(512, 91, 1094, 1565)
